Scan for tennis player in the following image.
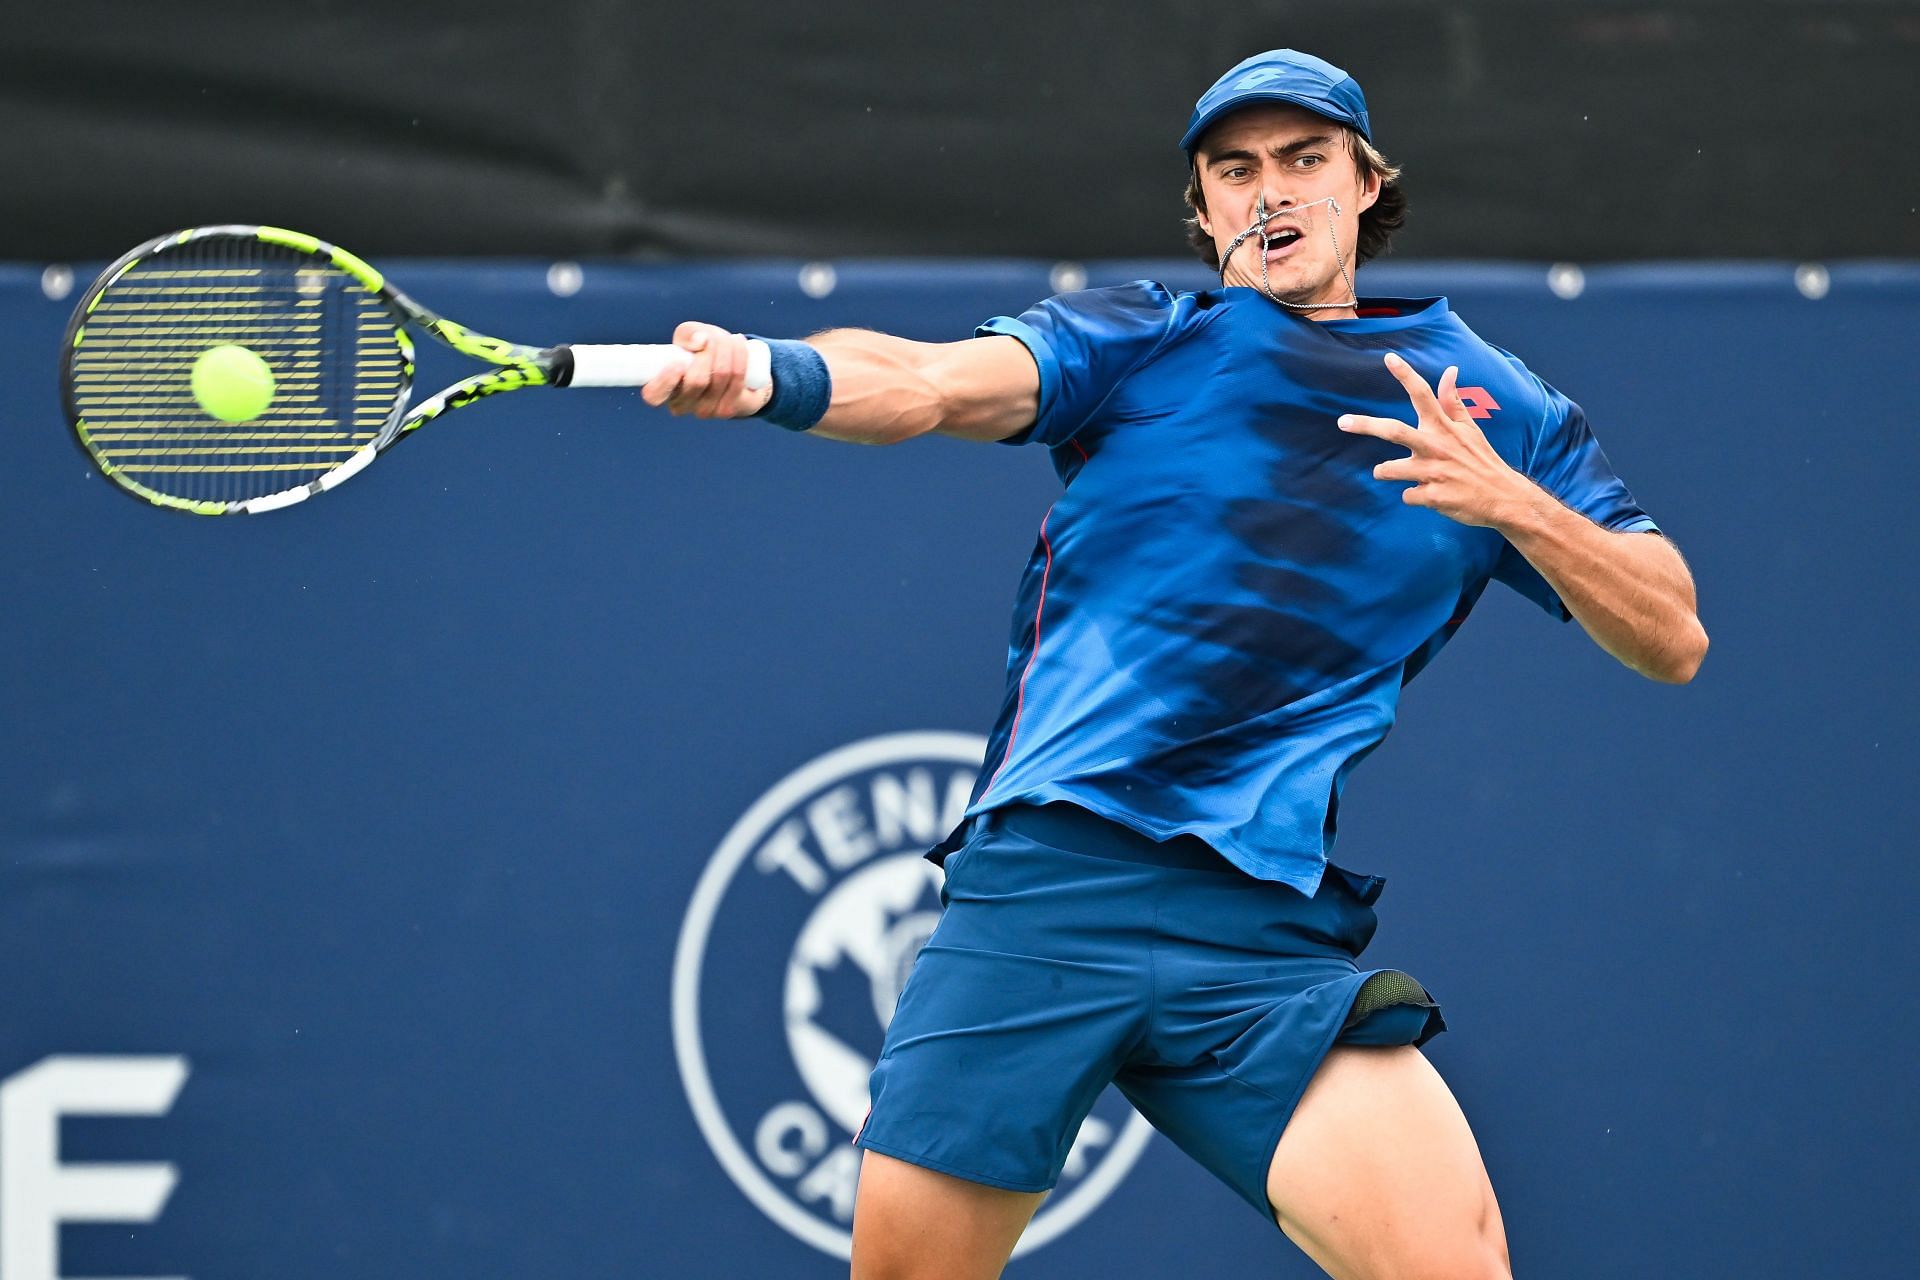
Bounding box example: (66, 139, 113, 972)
(644, 49, 1706, 1280)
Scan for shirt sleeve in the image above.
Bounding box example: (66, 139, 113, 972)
(975, 280, 1180, 448)
(1491, 380, 1662, 622)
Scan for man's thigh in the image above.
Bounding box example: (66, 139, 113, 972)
(850, 1150, 1044, 1280)
(1266, 1045, 1511, 1280)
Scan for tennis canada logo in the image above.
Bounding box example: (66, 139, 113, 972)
(672, 731, 1152, 1259)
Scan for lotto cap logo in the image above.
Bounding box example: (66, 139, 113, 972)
(672, 732, 1151, 1259)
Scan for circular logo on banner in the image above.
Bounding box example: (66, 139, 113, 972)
(672, 731, 1153, 1259)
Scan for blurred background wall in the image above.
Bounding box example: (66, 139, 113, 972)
(2, 4, 1916, 1278)
(6, 0, 1917, 261)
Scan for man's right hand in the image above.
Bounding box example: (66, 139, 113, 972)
(640, 321, 773, 419)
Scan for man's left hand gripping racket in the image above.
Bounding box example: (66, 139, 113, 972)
(59, 225, 768, 515)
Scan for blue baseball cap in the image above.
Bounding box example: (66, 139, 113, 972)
(1180, 49, 1371, 153)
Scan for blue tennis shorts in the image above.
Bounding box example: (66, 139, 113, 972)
(857, 801, 1445, 1216)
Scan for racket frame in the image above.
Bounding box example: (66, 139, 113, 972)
(61, 224, 681, 516)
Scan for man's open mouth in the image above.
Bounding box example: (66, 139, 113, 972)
(1262, 228, 1304, 251)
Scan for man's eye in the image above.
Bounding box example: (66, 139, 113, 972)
(1297, 155, 1323, 168)
(1223, 167, 1250, 179)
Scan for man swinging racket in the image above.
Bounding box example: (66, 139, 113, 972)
(644, 48, 1706, 1280)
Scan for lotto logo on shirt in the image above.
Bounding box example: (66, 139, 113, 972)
(672, 732, 1152, 1260)
(1455, 386, 1501, 420)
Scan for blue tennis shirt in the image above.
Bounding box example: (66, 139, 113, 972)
(939, 282, 1660, 894)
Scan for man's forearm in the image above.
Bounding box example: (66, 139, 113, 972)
(807, 330, 1040, 445)
(1498, 484, 1708, 683)
(641, 323, 1039, 440)
(806, 330, 950, 444)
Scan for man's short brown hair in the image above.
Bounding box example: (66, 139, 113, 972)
(1183, 127, 1407, 269)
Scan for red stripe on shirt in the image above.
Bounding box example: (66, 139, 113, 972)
(982, 507, 1055, 797)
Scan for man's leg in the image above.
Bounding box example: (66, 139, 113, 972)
(1266, 1045, 1512, 1280)
(850, 1150, 1045, 1280)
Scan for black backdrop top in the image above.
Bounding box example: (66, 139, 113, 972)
(6, 0, 1916, 261)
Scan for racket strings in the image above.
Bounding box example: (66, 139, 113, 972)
(70, 235, 406, 505)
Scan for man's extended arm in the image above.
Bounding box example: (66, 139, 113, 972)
(639, 322, 1038, 444)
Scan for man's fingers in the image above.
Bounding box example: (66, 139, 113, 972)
(667, 329, 719, 414)
(652, 322, 754, 418)
(696, 334, 744, 418)
(1436, 364, 1471, 420)
(1383, 352, 1443, 419)
(640, 357, 689, 407)
(648, 322, 760, 419)
(1337, 413, 1420, 449)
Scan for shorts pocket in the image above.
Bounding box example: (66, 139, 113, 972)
(1314, 864, 1384, 955)
(1324, 862, 1386, 907)
(935, 842, 974, 908)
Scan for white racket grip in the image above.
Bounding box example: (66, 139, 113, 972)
(566, 340, 771, 391)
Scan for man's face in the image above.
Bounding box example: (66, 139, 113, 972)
(1192, 103, 1381, 314)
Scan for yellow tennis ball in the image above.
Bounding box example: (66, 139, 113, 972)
(190, 344, 276, 423)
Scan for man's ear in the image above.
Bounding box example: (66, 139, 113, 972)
(1190, 164, 1213, 235)
(1359, 168, 1382, 215)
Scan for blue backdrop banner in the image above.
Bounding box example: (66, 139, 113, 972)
(2, 257, 1914, 1279)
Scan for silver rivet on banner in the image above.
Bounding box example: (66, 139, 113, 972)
(1546, 263, 1585, 300)
(1050, 262, 1088, 293)
(41, 265, 73, 301)
(1793, 263, 1830, 301)
(546, 262, 584, 297)
(799, 263, 838, 299)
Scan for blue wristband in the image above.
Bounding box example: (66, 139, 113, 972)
(749, 337, 832, 432)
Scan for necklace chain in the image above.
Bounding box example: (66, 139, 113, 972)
(1216, 195, 1357, 312)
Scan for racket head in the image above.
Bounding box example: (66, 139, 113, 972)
(61, 225, 417, 515)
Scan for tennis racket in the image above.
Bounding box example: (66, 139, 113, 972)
(59, 224, 768, 515)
